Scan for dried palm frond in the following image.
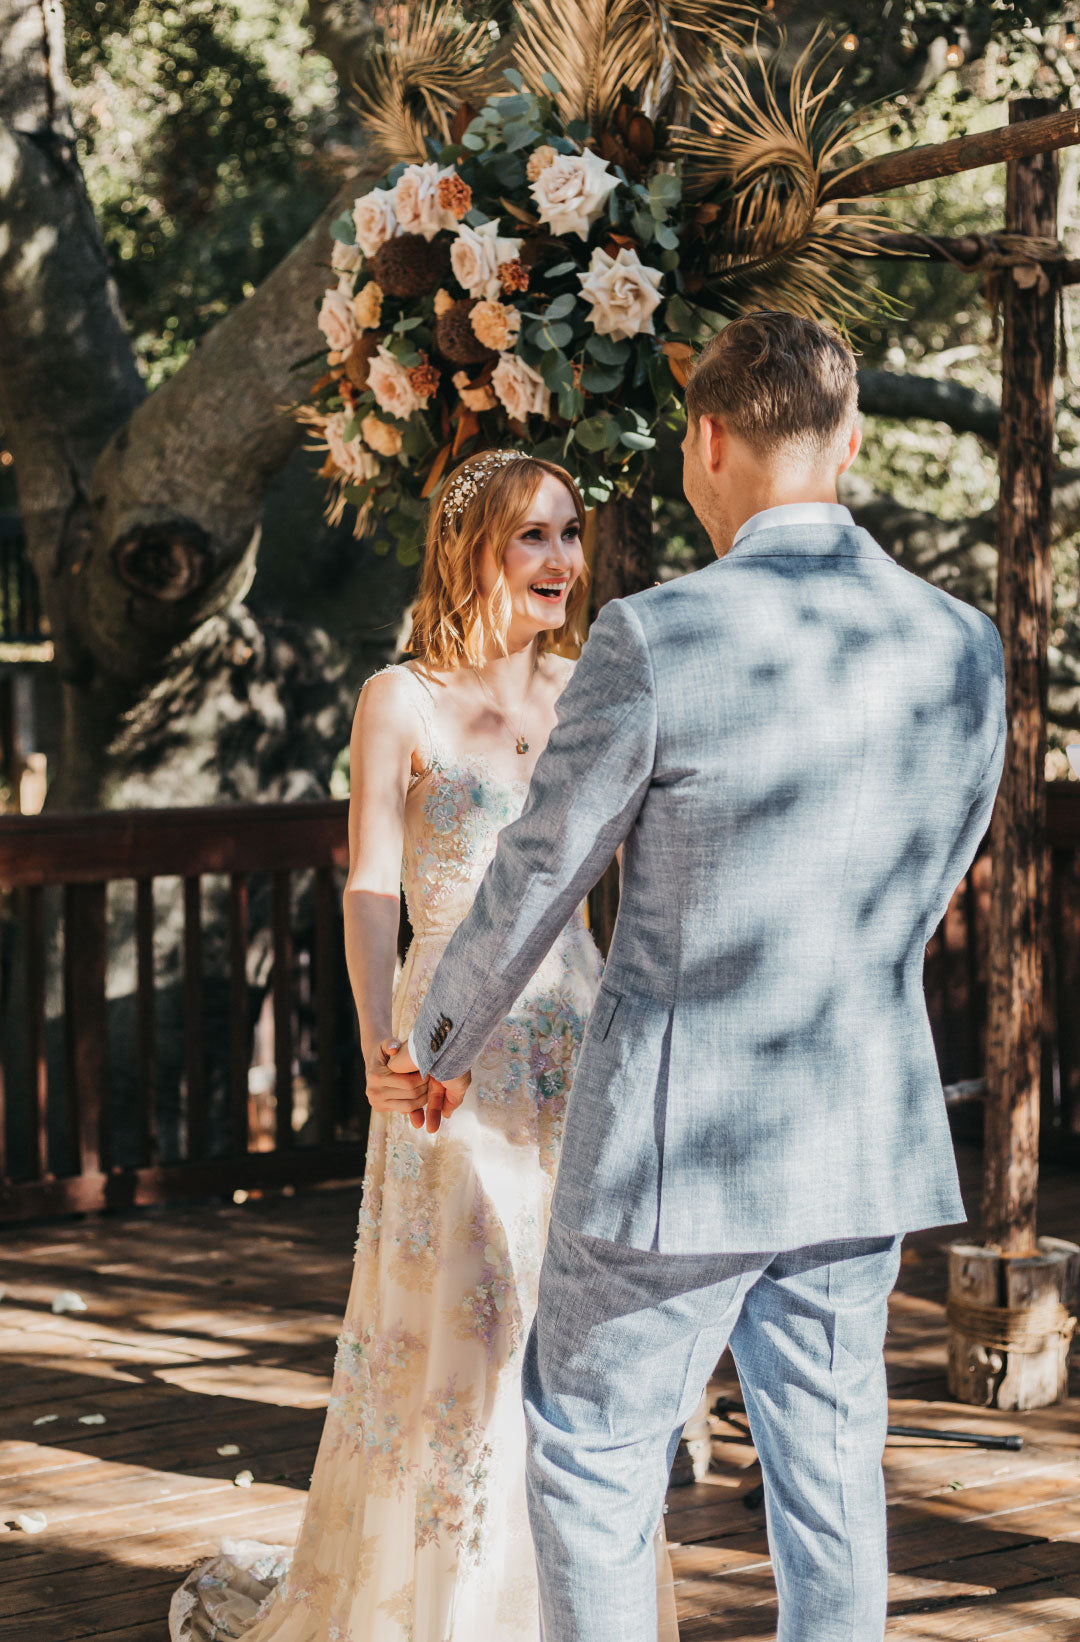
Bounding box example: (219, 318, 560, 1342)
(670, 31, 892, 327)
(353, 1, 498, 165)
(513, 0, 752, 131)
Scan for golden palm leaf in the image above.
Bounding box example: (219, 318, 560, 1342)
(670, 31, 891, 328)
(352, 1, 498, 165)
(512, 0, 654, 130)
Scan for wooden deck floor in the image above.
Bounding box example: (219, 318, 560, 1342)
(1, 1142, 1078, 1642)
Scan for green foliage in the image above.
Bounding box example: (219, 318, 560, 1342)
(66, 0, 339, 383)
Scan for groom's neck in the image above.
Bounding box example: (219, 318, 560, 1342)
(711, 475, 840, 559)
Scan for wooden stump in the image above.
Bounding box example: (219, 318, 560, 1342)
(947, 1238, 1079, 1409)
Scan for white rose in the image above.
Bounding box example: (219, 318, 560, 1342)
(331, 238, 364, 274)
(491, 352, 550, 422)
(578, 245, 664, 341)
(450, 219, 524, 300)
(367, 345, 426, 419)
(317, 286, 359, 353)
(352, 188, 398, 258)
(393, 162, 456, 241)
(529, 149, 618, 240)
(324, 412, 380, 482)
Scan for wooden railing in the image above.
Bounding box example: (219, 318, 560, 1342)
(0, 785, 1077, 1224)
(0, 800, 363, 1221)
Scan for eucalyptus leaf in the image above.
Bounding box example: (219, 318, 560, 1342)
(341, 417, 360, 441)
(541, 71, 562, 96)
(396, 541, 423, 568)
(544, 292, 576, 320)
(620, 430, 656, 450)
(655, 223, 679, 250)
(567, 119, 590, 142)
(544, 321, 574, 349)
(580, 364, 624, 393)
(503, 122, 541, 153)
(503, 67, 524, 90)
(539, 351, 574, 392)
(648, 171, 682, 207)
(586, 334, 630, 365)
(330, 212, 355, 245)
(631, 211, 654, 242)
(461, 130, 486, 151)
(543, 259, 578, 277)
(394, 316, 424, 332)
(574, 415, 619, 452)
(660, 247, 680, 271)
(438, 143, 465, 164)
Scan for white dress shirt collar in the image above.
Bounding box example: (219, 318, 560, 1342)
(732, 502, 855, 547)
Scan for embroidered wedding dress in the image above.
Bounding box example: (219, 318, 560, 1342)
(170, 664, 678, 1642)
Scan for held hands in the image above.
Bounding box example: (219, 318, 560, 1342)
(374, 1038, 471, 1135)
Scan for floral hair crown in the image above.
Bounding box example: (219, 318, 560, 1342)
(441, 449, 529, 528)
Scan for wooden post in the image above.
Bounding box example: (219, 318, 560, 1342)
(983, 99, 1059, 1256)
(586, 479, 655, 957)
(947, 99, 1079, 1411)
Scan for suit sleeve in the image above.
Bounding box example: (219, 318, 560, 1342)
(413, 598, 657, 1080)
(927, 618, 1006, 933)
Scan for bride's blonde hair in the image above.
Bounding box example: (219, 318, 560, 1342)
(407, 451, 589, 670)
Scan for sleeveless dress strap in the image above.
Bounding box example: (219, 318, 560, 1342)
(366, 664, 441, 789)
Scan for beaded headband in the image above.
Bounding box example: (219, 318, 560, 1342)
(441, 449, 529, 527)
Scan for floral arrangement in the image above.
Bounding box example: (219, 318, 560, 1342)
(300, 2, 886, 559)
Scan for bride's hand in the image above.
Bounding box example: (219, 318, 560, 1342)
(424, 1071, 471, 1135)
(365, 1041, 430, 1122)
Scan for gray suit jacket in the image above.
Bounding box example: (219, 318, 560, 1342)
(412, 521, 1006, 1253)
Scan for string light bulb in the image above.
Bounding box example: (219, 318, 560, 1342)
(945, 42, 965, 67)
(1063, 33, 1078, 50)
(841, 32, 858, 52)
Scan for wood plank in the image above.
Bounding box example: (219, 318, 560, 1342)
(228, 873, 249, 1154)
(182, 876, 204, 1161)
(134, 878, 155, 1166)
(271, 871, 293, 1151)
(0, 800, 349, 887)
(314, 865, 335, 1146)
(63, 883, 109, 1177)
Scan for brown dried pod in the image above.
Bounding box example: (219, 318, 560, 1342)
(343, 333, 379, 389)
(370, 233, 451, 298)
(434, 299, 497, 367)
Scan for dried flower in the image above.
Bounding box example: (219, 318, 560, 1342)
(433, 287, 455, 316)
(492, 352, 550, 421)
(526, 145, 557, 182)
(317, 286, 359, 353)
(352, 282, 383, 330)
(368, 345, 428, 418)
(469, 300, 521, 352)
(530, 150, 618, 240)
(434, 300, 497, 365)
(497, 258, 529, 294)
(352, 187, 397, 258)
(451, 219, 524, 301)
(407, 358, 441, 399)
(324, 411, 381, 481)
(578, 245, 663, 340)
(370, 233, 451, 299)
(453, 370, 498, 412)
(361, 413, 404, 456)
(437, 173, 473, 220)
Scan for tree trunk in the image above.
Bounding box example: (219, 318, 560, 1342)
(981, 100, 1060, 1256)
(586, 480, 655, 956)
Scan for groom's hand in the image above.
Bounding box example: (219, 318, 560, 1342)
(381, 1038, 471, 1134)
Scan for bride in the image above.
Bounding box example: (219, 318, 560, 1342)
(170, 448, 678, 1641)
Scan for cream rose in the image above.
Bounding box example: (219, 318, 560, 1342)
(317, 286, 359, 353)
(529, 149, 618, 240)
(360, 412, 403, 456)
(450, 219, 525, 300)
(352, 187, 398, 258)
(491, 352, 550, 421)
(324, 413, 380, 482)
(331, 238, 364, 274)
(578, 245, 664, 341)
(367, 345, 427, 419)
(393, 162, 457, 241)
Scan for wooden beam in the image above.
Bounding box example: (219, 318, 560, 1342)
(981, 101, 1060, 1256)
(821, 105, 1080, 203)
(840, 231, 1080, 285)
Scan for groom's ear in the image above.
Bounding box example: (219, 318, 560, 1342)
(837, 421, 862, 476)
(699, 414, 728, 475)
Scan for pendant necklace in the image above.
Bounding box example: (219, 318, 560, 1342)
(475, 652, 538, 755)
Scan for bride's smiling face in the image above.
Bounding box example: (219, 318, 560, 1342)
(479, 473, 585, 639)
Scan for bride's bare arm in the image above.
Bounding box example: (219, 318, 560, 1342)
(344, 674, 429, 1120)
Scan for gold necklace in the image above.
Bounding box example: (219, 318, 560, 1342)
(474, 652, 538, 755)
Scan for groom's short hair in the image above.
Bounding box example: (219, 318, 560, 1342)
(685, 310, 857, 462)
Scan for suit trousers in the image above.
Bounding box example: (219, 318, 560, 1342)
(522, 1222, 902, 1642)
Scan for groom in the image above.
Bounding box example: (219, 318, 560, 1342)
(387, 310, 1006, 1642)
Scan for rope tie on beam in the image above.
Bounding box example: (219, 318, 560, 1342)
(946, 1295, 1077, 1354)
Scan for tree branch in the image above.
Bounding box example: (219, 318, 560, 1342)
(856, 369, 1001, 443)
